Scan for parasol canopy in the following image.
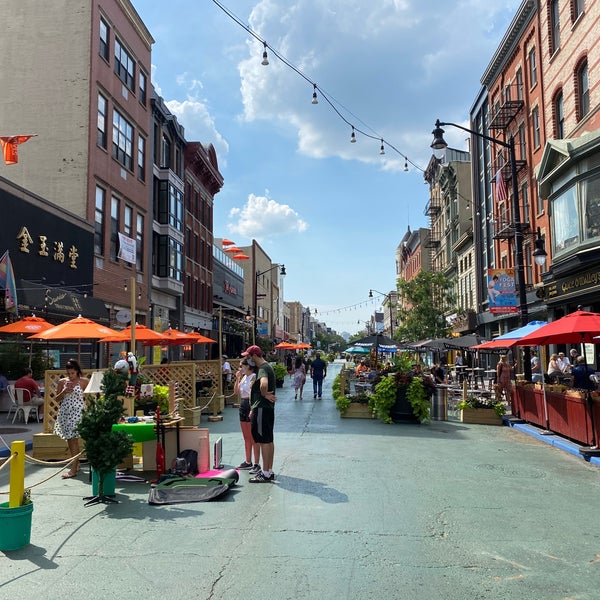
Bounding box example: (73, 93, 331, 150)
(274, 341, 296, 349)
(185, 331, 216, 344)
(223, 246, 242, 254)
(471, 321, 548, 350)
(98, 324, 167, 343)
(353, 333, 401, 350)
(0, 315, 53, 334)
(28, 316, 120, 340)
(143, 328, 201, 347)
(516, 310, 600, 346)
(344, 346, 371, 355)
(221, 238, 235, 246)
(233, 254, 250, 260)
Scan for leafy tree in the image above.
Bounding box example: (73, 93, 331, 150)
(395, 271, 456, 342)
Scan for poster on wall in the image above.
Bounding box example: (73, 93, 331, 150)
(487, 268, 518, 314)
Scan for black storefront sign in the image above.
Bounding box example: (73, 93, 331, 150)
(545, 266, 600, 303)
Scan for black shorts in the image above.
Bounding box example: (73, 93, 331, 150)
(239, 398, 251, 422)
(251, 407, 275, 444)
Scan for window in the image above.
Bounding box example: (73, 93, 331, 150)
(169, 185, 184, 232)
(112, 110, 133, 170)
(577, 59, 590, 120)
(139, 71, 147, 106)
(124, 205, 133, 238)
(154, 235, 183, 281)
(97, 94, 107, 149)
(536, 180, 544, 214)
(528, 47, 537, 87)
(583, 175, 600, 241)
(95, 186, 105, 255)
(554, 91, 564, 139)
(518, 122, 526, 160)
(522, 181, 529, 224)
(114, 39, 135, 91)
(137, 135, 145, 181)
(550, 0, 560, 54)
(532, 106, 540, 148)
(99, 18, 109, 61)
(552, 185, 580, 255)
(161, 135, 171, 169)
(516, 68, 523, 101)
(136, 214, 144, 272)
(110, 196, 120, 261)
(572, 0, 584, 22)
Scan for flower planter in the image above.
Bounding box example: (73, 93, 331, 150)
(92, 467, 117, 496)
(460, 407, 503, 425)
(0, 501, 33, 551)
(390, 384, 420, 424)
(340, 403, 374, 419)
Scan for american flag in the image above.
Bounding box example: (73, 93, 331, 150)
(495, 169, 508, 204)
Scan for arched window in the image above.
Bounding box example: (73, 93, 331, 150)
(576, 59, 589, 120)
(550, 0, 560, 54)
(554, 90, 564, 139)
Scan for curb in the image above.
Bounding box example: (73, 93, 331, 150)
(505, 419, 600, 468)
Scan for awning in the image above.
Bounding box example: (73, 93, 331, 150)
(17, 279, 109, 324)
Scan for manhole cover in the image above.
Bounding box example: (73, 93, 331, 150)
(0, 428, 29, 434)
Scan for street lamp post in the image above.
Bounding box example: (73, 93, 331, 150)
(369, 289, 394, 337)
(431, 119, 546, 381)
(253, 264, 286, 345)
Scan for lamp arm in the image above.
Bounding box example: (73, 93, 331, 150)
(436, 119, 511, 150)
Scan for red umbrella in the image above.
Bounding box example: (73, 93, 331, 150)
(233, 254, 250, 260)
(221, 238, 235, 246)
(516, 310, 600, 346)
(224, 246, 242, 253)
(0, 315, 53, 334)
(274, 341, 295, 349)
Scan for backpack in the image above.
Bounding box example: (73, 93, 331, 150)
(171, 449, 199, 476)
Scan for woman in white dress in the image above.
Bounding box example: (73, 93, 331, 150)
(54, 359, 89, 479)
(233, 359, 259, 470)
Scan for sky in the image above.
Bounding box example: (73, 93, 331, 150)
(134, 0, 521, 336)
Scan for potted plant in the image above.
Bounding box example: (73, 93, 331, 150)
(406, 377, 431, 424)
(77, 369, 134, 505)
(457, 394, 506, 425)
(273, 363, 288, 388)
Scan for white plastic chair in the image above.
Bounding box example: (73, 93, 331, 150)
(6, 384, 18, 421)
(13, 387, 40, 424)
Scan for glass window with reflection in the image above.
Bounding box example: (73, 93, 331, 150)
(552, 185, 579, 255)
(583, 174, 600, 241)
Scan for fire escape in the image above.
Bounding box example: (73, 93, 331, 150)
(489, 84, 528, 240)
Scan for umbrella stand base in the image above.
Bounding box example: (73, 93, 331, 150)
(83, 494, 119, 507)
(578, 446, 600, 458)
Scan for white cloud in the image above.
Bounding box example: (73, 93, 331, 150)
(228, 193, 308, 240)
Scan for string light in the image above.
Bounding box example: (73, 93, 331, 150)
(210, 0, 424, 172)
(380, 139, 385, 155)
(261, 42, 269, 66)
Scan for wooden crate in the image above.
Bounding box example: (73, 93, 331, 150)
(341, 403, 374, 419)
(460, 408, 503, 425)
(32, 433, 84, 460)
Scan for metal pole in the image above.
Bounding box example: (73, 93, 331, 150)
(509, 138, 531, 381)
(388, 294, 394, 337)
(253, 271, 258, 345)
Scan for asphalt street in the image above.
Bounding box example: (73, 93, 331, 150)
(1, 360, 600, 599)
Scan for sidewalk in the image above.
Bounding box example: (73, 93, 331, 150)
(0, 417, 44, 457)
(2, 362, 600, 598)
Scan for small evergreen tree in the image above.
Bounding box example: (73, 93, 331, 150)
(78, 369, 133, 501)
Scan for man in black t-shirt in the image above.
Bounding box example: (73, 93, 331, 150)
(310, 352, 327, 399)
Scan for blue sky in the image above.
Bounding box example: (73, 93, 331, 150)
(134, 0, 520, 336)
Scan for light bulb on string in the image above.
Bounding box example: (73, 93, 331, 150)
(404, 158, 409, 172)
(312, 84, 318, 104)
(261, 42, 269, 66)
(380, 139, 385, 155)
(350, 126, 356, 143)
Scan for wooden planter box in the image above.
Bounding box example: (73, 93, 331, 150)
(341, 403, 374, 419)
(460, 408, 503, 426)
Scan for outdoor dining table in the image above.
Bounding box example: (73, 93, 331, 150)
(112, 415, 185, 456)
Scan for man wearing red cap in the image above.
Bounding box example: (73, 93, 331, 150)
(242, 345, 277, 482)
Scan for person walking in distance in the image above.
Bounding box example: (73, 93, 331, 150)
(243, 345, 277, 483)
(310, 352, 327, 399)
(293, 356, 306, 400)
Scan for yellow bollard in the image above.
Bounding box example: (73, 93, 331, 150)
(9, 441, 25, 508)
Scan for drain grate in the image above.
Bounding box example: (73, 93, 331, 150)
(0, 428, 29, 434)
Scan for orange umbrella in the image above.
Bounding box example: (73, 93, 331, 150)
(0, 315, 53, 334)
(186, 331, 216, 344)
(143, 328, 199, 347)
(274, 341, 295, 349)
(233, 254, 250, 260)
(224, 246, 242, 254)
(294, 342, 312, 349)
(99, 324, 167, 343)
(28, 316, 120, 340)
(222, 238, 235, 246)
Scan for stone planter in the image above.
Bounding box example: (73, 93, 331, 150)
(340, 403, 374, 419)
(460, 407, 503, 425)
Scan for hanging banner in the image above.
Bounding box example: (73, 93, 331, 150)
(487, 268, 517, 314)
(118, 232, 136, 264)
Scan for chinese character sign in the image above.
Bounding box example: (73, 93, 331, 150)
(487, 268, 517, 314)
